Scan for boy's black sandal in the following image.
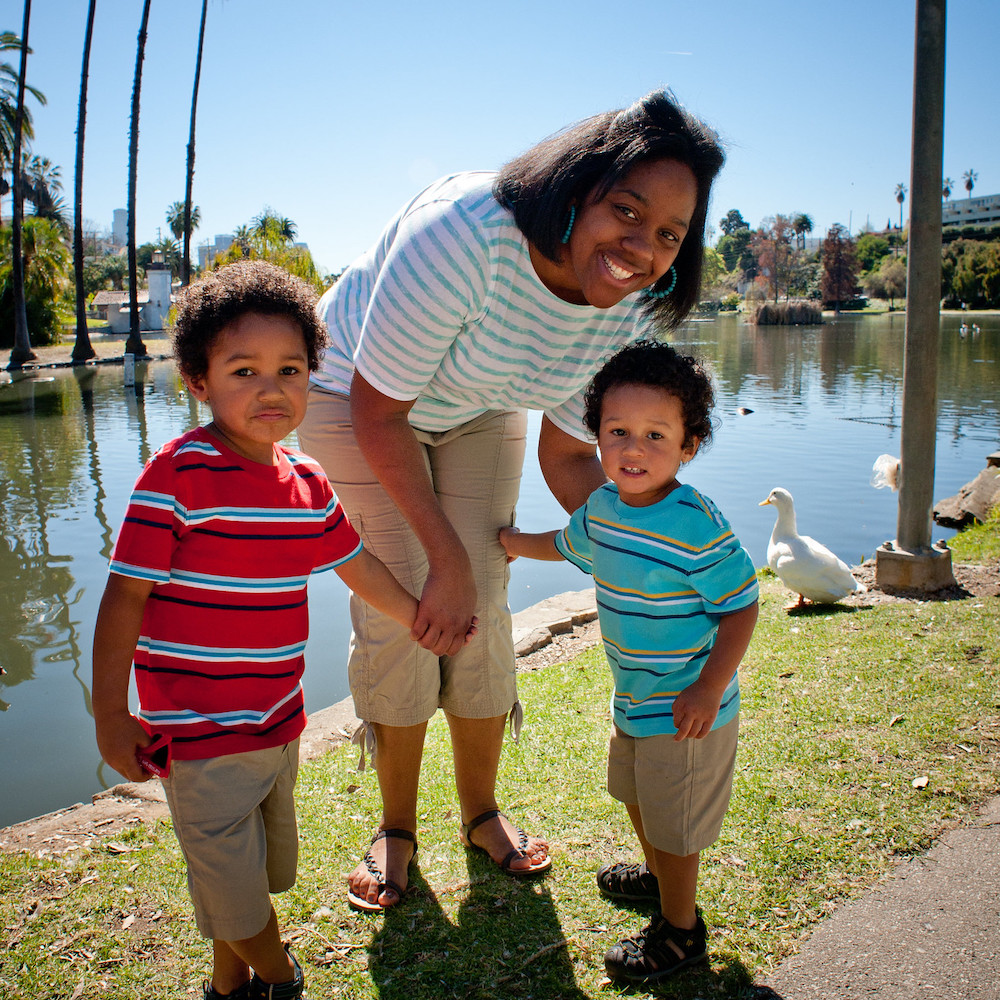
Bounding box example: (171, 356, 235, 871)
(596, 860, 660, 902)
(249, 943, 305, 1000)
(203, 981, 251, 1000)
(347, 828, 418, 912)
(604, 913, 708, 985)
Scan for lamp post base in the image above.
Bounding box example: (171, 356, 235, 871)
(875, 540, 956, 592)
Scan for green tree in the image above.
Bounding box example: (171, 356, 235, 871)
(821, 223, 859, 313)
(21, 153, 67, 230)
(963, 168, 978, 199)
(718, 209, 749, 236)
(855, 233, 891, 274)
(165, 200, 201, 243)
(0, 29, 45, 218)
(101, 252, 128, 290)
(862, 256, 906, 310)
(716, 227, 752, 274)
(1, 216, 71, 347)
(181, 0, 208, 286)
(7, 8, 36, 369)
(895, 183, 907, 232)
(792, 213, 813, 251)
(942, 176, 954, 201)
(72, 0, 98, 362)
(126, 0, 152, 356)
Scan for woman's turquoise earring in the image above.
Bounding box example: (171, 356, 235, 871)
(560, 205, 576, 244)
(643, 266, 677, 300)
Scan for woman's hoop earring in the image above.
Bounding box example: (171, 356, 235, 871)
(642, 266, 677, 300)
(560, 205, 576, 244)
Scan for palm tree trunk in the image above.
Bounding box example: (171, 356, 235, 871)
(182, 0, 208, 286)
(126, 0, 151, 358)
(7, 1, 36, 371)
(71, 0, 98, 363)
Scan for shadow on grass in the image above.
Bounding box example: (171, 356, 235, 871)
(366, 851, 589, 999)
(364, 848, 760, 999)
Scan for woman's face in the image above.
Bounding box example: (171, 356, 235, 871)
(535, 158, 699, 308)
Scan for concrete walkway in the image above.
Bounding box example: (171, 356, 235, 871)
(757, 795, 1000, 1000)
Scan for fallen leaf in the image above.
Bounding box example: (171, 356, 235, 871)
(912, 775, 929, 789)
(889, 715, 905, 727)
(122, 914, 136, 930)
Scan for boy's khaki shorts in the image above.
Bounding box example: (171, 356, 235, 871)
(161, 740, 299, 941)
(607, 716, 738, 857)
(298, 387, 527, 726)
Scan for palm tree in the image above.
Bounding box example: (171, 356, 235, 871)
(72, 0, 98, 363)
(942, 177, 954, 201)
(894, 183, 907, 232)
(126, 0, 152, 358)
(963, 169, 978, 199)
(21, 153, 67, 229)
(7, 4, 36, 370)
(0, 29, 45, 225)
(792, 212, 813, 252)
(166, 199, 201, 243)
(182, 0, 208, 286)
(252, 209, 297, 258)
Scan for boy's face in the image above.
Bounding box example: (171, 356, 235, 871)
(182, 312, 310, 465)
(597, 383, 699, 507)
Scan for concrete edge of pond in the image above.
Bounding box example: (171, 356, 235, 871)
(0, 589, 599, 854)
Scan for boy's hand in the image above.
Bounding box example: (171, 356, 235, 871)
(498, 526, 520, 563)
(96, 710, 156, 783)
(671, 678, 723, 741)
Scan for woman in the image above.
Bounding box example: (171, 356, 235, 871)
(298, 90, 725, 911)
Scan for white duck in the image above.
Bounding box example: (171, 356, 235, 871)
(759, 488, 863, 609)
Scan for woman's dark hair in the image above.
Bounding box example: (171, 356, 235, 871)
(583, 338, 715, 451)
(493, 90, 724, 330)
(173, 260, 328, 379)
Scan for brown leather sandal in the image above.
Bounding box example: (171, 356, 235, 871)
(346, 828, 417, 912)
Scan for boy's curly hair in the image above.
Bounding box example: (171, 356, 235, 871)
(173, 260, 328, 379)
(583, 339, 715, 450)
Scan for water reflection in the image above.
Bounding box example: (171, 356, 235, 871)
(0, 314, 997, 829)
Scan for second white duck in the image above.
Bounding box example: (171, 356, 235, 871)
(759, 487, 863, 609)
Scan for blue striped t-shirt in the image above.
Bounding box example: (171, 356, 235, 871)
(556, 482, 759, 737)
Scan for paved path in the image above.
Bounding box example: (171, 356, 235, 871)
(758, 795, 1000, 1000)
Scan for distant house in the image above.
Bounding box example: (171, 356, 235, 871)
(92, 258, 173, 333)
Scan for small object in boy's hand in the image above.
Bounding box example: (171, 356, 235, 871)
(136, 734, 171, 778)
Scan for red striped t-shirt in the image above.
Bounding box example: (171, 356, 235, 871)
(109, 426, 361, 760)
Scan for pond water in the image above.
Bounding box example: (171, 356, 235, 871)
(1, 312, 997, 829)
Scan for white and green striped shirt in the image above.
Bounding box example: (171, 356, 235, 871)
(311, 172, 652, 441)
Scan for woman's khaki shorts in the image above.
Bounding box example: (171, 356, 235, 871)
(161, 740, 299, 941)
(297, 387, 527, 726)
(607, 716, 739, 857)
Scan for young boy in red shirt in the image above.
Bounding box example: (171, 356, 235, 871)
(92, 261, 453, 999)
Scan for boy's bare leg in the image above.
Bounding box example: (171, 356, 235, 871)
(210, 940, 250, 996)
(624, 802, 700, 933)
(347, 721, 427, 907)
(447, 712, 549, 867)
(214, 907, 294, 990)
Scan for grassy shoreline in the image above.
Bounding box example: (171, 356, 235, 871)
(2, 525, 997, 999)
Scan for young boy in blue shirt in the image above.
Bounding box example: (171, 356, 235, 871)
(499, 339, 758, 986)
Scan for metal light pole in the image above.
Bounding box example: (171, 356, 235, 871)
(875, 0, 956, 590)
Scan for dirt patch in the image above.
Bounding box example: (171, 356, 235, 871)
(844, 559, 1000, 605)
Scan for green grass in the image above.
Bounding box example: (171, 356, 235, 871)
(949, 503, 1000, 562)
(2, 530, 998, 999)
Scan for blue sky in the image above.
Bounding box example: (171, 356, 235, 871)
(13, 0, 999, 275)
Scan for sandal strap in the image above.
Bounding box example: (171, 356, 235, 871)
(607, 915, 706, 979)
(371, 827, 417, 849)
(462, 808, 502, 839)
